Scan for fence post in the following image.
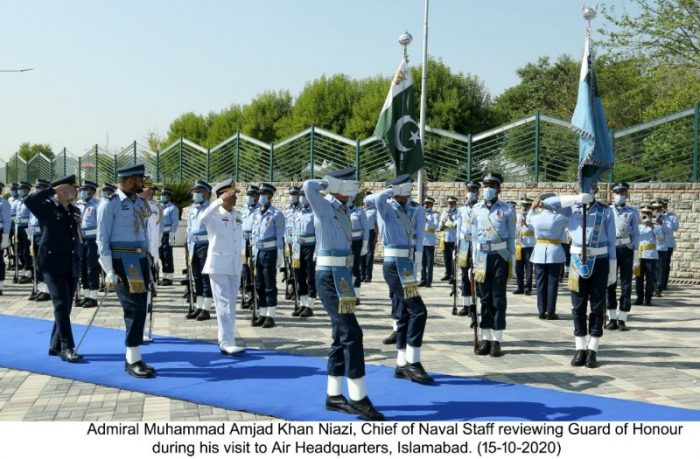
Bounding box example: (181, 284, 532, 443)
(94, 144, 99, 184)
(62, 148, 67, 176)
(355, 139, 361, 180)
(206, 148, 211, 181)
(534, 111, 540, 183)
(133, 140, 137, 164)
(609, 129, 615, 183)
(693, 103, 699, 183)
(113, 155, 118, 183)
(178, 136, 184, 182)
(78, 156, 82, 182)
(466, 134, 472, 181)
(309, 125, 315, 179)
(14, 154, 18, 183)
(269, 144, 274, 182)
(235, 132, 241, 182)
(156, 150, 160, 183)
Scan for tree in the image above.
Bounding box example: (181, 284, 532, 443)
(601, 0, 700, 68)
(163, 112, 209, 146)
(241, 90, 292, 143)
(17, 142, 54, 160)
(206, 104, 244, 147)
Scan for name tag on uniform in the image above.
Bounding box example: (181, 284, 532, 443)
(86, 207, 94, 216)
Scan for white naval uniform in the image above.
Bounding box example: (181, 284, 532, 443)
(199, 198, 244, 348)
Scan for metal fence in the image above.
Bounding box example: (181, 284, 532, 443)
(3, 104, 699, 185)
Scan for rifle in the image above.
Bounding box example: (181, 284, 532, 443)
(240, 238, 252, 309)
(286, 244, 300, 314)
(184, 244, 195, 315)
(29, 230, 37, 296)
(13, 221, 18, 283)
(470, 262, 478, 352)
(451, 243, 458, 315)
(146, 254, 158, 341)
(249, 251, 259, 325)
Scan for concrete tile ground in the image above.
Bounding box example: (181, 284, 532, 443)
(1, 248, 698, 420)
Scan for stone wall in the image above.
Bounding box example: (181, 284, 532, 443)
(237, 181, 700, 283)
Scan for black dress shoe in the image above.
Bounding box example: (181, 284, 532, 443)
(82, 298, 98, 308)
(325, 395, 355, 415)
(299, 307, 313, 318)
(160, 279, 172, 286)
(252, 315, 266, 327)
(418, 280, 427, 287)
(490, 341, 504, 357)
(196, 310, 211, 321)
(617, 320, 628, 331)
(440, 275, 450, 281)
(125, 361, 155, 378)
(425, 283, 432, 288)
(28, 292, 37, 301)
(546, 313, 559, 320)
(364, 278, 372, 283)
(186, 308, 203, 320)
(348, 396, 385, 421)
(538, 313, 546, 319)
(585, 350, 598, 368)
(75, 298, 86, 307)
(19, 276, 33, 284)
(524, 290, 532, 296)
(654, 290, 663, 297)
(457, 307, 468, 316)
(475, 340, 491, 356)
(48, 348, 60, 356)
(35, 292, 51, 302)
(644, 300, 652, 306)
(395, 362, 434, 384)
(292, 306, 302, 317)
(571, 350, 587, 367)
(382, 331, 397, 345)
(262, 317, 275, 328)
(60, 349, 83, 363)
(513, 289, 524, 295)
(633, 298, 643, 305)
(604, 319, 618, 330)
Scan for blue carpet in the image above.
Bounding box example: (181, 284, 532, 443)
(1, 313, 699, 421)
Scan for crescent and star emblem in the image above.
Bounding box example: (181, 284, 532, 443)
(394, 115, 421, 153)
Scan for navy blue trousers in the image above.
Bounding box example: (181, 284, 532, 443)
(383, 261, 427, 349)
(662, 248, 673, 290)
(443, 242, 455, 279)
(477, 254, 508, 330)
(293, 244, 316, 298)
(113, 256, 149, 347)
(80, 238, 100, 290)
(636, 259, 656, 302)
(361, 229, 376, 280)
(421, 245, 435, 285)
(316, 270, 365, 378)
(351, 239, 363, 288)
(656, 251, 668, 291)
(516, 246, 534, 291)
(607, 246, 633, 312)
(192, 242, 212, 298)
(32, 235, 44, 282)
(459, 246, 473, 296)
(255, 249, 277, 307)
(159, 232, 174, 274)
(43, 270, 78, 351)
(571, 257, 609, 338)
(535, 263, 562, 315)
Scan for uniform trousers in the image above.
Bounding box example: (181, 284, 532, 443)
(655, 250, 668, 292)
(420, 245, 435, 285)
(636, 259, 656, 302)
(241, 239, 254, 295)
(80, 238, 100, 290)
(606, 246, 633, 312)
(43, 270, 78, 351)
(255, 249, 277, 308)
(293, 244, 316, 298)
(191, 242, 212, 298)
(209, 273, 241, 347)
(515, 246, 534, 291)
(443, 241, 455, 279)
(159, 232, 174, 274)
(661, 248, 673, 290)
(535, 263, 562, 315)
(113, 256, 149, 347)
(351, 239, 363, 288)
(17, 226, 30, 270)
(571, 257, 609, 338)
(477, 253, 508, 330)
(383, 261, 427, 350)
(459, 246, 474, 297)
(32, 235, 44, 282)
(361, 229, 376, 281)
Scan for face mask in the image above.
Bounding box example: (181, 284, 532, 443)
(614, 195, 626, 205)
(246, 196, 256, 206)
(300, 195, 309, 206)
(467, 192, 477, 202)
(482, 187, 497, 201)
(259, 195, 269, 206)
(101, 191, 110, 199)
(193, 193, 204, 203)
(18, 190, 27, 198)
(290, 195, 299, 204)
(79, 190, 89, 201)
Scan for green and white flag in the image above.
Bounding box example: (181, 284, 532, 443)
(374, 58, 424, 175)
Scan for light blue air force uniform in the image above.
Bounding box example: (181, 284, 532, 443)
(662, 212, 679, 249)
(528, 208, 568, 264)
(160, 201, 179, 234)
(409, 202, 425, 255)
(293, 206, 316, 243)
(348, 205, 369, 242)
(611, 204, 640, 250)
(423, 208, 439, 247)
(251, 204, 285, 253)
(96, 189, 150, 257)
(77, 197, 100, 239)
(440, 208, 459, 243)
(0, 198, 10, 236)
(639, 223, 663, 260)
(187, 201, 211, 250)
(471, 200, 516, 258)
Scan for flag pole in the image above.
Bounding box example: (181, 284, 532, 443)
(417, 0, 429, 202)
(580, 5, 597, 263)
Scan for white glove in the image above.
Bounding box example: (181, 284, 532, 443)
(560, 193, 594, 208)
(510, 255, 516, 279)
(361, 240, 368, 256)
(1, 234, 9, 249)
(607, 259, 617, 287)
(393, 182, 412, 197)
(384, 187, 395, 197)
(414, 251, 423, 277)
(276, 248, 283, 269)
(340, 180, 359, 197)
(98, 256, 119, 287)
(169, 233, 176, 245)
(323, 176, 341, 193)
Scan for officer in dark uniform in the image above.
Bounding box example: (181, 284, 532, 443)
(97, 163, 155, 378)
(25, 175, 83, 362)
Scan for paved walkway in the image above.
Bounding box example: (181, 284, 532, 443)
(1, 248, 699, 421)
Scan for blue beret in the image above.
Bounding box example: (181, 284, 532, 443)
(192, 180, 212, 193)
(51, 175, 77, 187)
(212, 179, 237, 197)
(259, 183, 277, 194)
(385, 174, 412, 187)
(326, 167, 356, 180)
(117, 163, 145, 178)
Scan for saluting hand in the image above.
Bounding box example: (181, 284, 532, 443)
(54, 184, 76, 207)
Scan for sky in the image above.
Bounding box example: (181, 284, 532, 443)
(0, 0, 637, 159)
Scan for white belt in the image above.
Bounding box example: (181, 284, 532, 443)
(162, 226, 172, 232)
(192, 234, 208, 243)
(571, 245, 608, 257)
(298, 236, 316, 244)
(256, 240, 277, 249)
(16, 218, 28, 224)
(616, 237, 631, 246)
(82, 228, 97, 237)
(476, 241, 507, 252)
(460, 235, 473, 241)
(352, 230, 362, 237)
(317, 255, 352, 268)
(384, 248, 410, 257)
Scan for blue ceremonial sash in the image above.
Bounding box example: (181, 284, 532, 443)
(569, 204, 604, 292)
(318, 249, 357, 313)
(385, 244, 420, 299)
(110, 241, 148, 294)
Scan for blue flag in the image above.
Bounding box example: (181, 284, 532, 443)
(571, 35, 614, 194)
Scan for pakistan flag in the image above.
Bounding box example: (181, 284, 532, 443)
(374, 58, 424, 175)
